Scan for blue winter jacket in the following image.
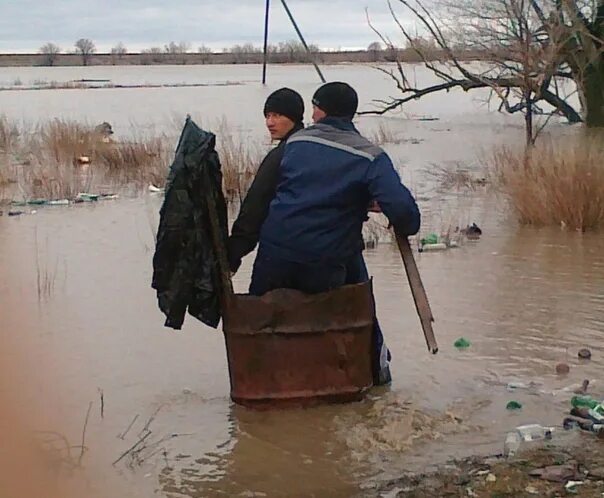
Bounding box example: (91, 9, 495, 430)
(258, 117, 420, 264)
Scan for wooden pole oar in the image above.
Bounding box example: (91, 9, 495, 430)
(396, 235, 438, 354)
(279, 0, 326, 84)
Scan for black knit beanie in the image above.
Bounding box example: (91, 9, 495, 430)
(312, 82, 358, 120)
(263, 88, 304, 123)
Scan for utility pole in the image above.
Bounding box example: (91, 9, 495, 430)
(262, 0, 270, 85)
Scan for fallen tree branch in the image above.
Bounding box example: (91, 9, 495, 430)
(360, 75, 582, 123)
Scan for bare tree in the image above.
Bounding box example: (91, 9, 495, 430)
(164, 41, 191, 54)
(198, 45, 213, 64)
(228, 43, 262, 63)
(277, 40, 320, 63)
(440, 0, 572, 144)
(534, 0, 604, 127)
(367, 41, 384, 62)
(141, 47, 164, 64)
(364, 0, 603, 129)
(164, 41, 191, 64)
(110, 42, 127, 64)
(39, 43, 61, 66)
(74, 38, 96, 66)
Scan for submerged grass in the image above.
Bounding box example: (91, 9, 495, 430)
(424, 162, 488, 191)
(0, 116, 265, 203)
(370, 122, 402, 145)
(491, 134, 604, 231)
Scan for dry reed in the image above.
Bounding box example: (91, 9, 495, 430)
(1, 117, 264, 203)
(0, 115, 20, 153)
(214, 119, 265, 203)
(424, 163, 488, 191)
(34, 229, 59, 301)
(370, 121, 403, 145)
(491, 134, 604, 231)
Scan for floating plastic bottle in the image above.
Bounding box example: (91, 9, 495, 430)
(506, 381, 529, 391)
(571, 395, 601, 410)
(588, 408, 604, 421)
(516, 424, 554, 442)
(420, 242, 448, 252)
(75, 192, 99, 202)
(504, 431, 521, 457)
(420, 233, 439, 245)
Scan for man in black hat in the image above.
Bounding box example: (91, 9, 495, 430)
(227, 87, 304, 273)
(252, 81, 419, 295)
(250, 81, 420, 384)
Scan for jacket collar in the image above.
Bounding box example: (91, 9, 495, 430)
(316, 116, 358, 133)
(279, 122, 304, 143)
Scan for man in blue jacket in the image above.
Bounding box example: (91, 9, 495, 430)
(249, 81, 421, 384)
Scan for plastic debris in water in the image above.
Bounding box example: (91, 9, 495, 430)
(516, 423, 554, 441)
(504, 431, 521, 457)
(419, 242, 448, 252)
(460, 223, 482, 240)
(506, 400, 522, 410)
(420, 233, 439, 246)
(48, 199, 70, 205)
(555, 363, 570, 375)
(75, 192, 99, 202)
(565, 480, 583, 492)
(571, 395, 604, 414)
(578, 348, 592, 360)
(454, 337, 471, 349)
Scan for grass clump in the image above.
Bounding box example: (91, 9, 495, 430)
(491, 134, 604, 231)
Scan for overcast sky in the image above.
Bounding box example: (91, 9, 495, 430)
(1, 0, 416, 53)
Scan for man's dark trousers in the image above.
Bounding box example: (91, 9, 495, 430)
(249, 250, 391, 385)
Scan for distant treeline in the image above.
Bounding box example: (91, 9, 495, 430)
(0, 39, 487, 67)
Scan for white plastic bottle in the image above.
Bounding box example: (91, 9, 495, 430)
(504, 431, 521, 457)
(516, 424, 554, 442)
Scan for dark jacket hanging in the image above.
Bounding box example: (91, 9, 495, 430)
(152, 117, 228, 330)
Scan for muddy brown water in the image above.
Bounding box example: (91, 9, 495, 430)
(0, 65, 602, 497)
(2, 196, 603, 497)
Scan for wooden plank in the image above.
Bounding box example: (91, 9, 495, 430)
(396, 236, 438, 354)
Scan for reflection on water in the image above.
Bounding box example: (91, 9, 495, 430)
(1, 196, 603, 496)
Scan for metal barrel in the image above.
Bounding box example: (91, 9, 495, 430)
(222, 281, 374, 409)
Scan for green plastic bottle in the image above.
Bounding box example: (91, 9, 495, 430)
(571, 395, 599, 409)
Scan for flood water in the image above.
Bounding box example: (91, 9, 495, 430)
(0, 64, 602, 497)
